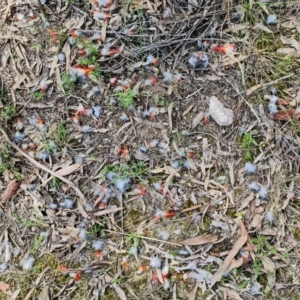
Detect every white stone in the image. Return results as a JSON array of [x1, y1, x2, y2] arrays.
[[209, 96, 234, 126]]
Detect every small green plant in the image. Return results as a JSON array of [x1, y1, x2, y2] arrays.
[[30, 234, 45, 254], [87, 223, 106, 239], [101, 162, 149, 181], [1, 105, 16, 121], [31, 91, 44, 101], [53, 123, 68, 143], [240, 132, 256, 161], [115, 89, 136, 108], [0, 163, 7, 174], [61, 73, 76, 93], [11, 213, 39, 227], [50, 177, 63, 189]]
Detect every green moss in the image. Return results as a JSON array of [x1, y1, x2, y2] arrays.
[[293, 227, 300, 242]]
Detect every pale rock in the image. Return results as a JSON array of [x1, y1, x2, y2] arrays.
[[209, 96, 234, 126]]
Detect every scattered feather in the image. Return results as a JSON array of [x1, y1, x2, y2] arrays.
[[81, 125, 93, 133], [269, 103, 278, 115], [120, 112, 129, 121], [265, 211, 276, 224], [153, 182, 162, 191], [109, 97, 117, 105], [75, 155, 85, 164], [258, 186, 267, 200], [0, 262, 9, 272], [79, 229, 90, 240], [106, 171, 117, 181], [36, 151, 50, 161], [187, 270, 212, 283], [245, 162, 258, 174], [163, 71, 174, 84], [114, 177, 131, 193], [171, 160, 180, 169], [92, 106, 102, 118], [58, 52, 65, 63], [129, 246, 138, 256], [23, 256, 35, 270], [249, 182, 261, 193], [183, 160, 191, 169], [177, 249, 190, 256], [60, 198, 74, 209], [250, 281, 263, 295], [14, 131, 25, 143], [150, 256, 162, 269], [92, 239, 104, 250], [266, 14, 277, 24], [92, 86, 101, 94], [139, 146, 149, 154], [49, 203, 58, 210], [157, 230, 170, 241]]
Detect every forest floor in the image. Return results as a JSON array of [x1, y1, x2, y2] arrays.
[[1, 0, 300, 299]]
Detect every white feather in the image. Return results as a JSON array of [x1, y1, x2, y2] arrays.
[[250, 281, 263, 295], [92, 239, 104, 250], [265, 211, 276, 223], [248, 182, 260, 193], [157, 230, 170, 241], [60, 198, 74, 209], [81, 125, 93, 133], [129, 246, 138, 256], [0, 262, 9, 272], [245, 162, 258, 174], [58, 52, 65, 63], [170, 160, 180, 169], [23, 256, 35, 270], [163, 71, 174, 84], [162, 265, 169, 276], [114, 177, 131, 193], [106, 171, 117, 181], [150, 256, 161, 269], [49, 203, 58, 209], [14, 131, 25, 143], [93, 106, 102, 117], [258, 186, 267, 200]]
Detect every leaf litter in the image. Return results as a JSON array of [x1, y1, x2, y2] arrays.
[[0, 0, 300, 299]]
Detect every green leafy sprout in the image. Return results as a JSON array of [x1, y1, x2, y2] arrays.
[[115, 89, 136, 108]]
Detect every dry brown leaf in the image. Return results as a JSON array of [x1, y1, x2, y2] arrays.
[[0, 282, 9, 291], [219, 287, 243, 300], [254, 22, 273, 33], [192, 111, 205, 128], [250, 214, 263, 230], [294, 113, 300, 120], [112, 283, 127, 300], [271, 109, 294, 121], [93, 207, 123, 216], [55, 164, 81, 176], [210, 219, 248, 287], [276, 48, 297, 55], [259, 256, 275, 273], [276, 99, 290, 106], [246, 83, 262, 96], [178, 234, 218, 246], [1, 179, 22, 203]]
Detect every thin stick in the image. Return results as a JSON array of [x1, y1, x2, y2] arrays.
[[0, 127, 88, 218], [105, 229, 182, 246]]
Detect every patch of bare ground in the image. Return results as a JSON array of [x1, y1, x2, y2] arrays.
[[1, 0, 300, 299]]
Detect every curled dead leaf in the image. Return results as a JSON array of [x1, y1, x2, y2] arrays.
[[1, 179, 22, 203], [269, 109, 294, 121], [0, 282, 9, 291], [276, 99, 290, 106], [178, 234, 218, 246]]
